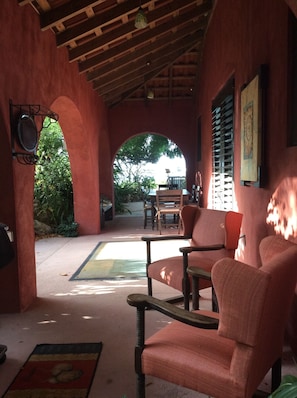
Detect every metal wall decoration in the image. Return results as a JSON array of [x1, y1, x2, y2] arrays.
[[10, 100, 58, 165]]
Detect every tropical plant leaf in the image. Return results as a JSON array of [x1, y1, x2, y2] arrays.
[[269, 375, 297, 397]]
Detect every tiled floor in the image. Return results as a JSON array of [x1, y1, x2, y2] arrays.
[[0, 206, 296, 397]]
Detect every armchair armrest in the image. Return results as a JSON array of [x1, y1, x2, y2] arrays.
[[142, 235, 191, 243], [127, 293, 218, 329], [179, 243, 224, 254], [177, 244, 223, 310], [187, 266, 211, 281], [187, 266, 217, 312]]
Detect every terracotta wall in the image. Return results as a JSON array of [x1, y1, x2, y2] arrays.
[[108, 100, 197, 189], [0, 1, 109, 312], [196, 0, 297, 352], [196, 0, 294, 265]]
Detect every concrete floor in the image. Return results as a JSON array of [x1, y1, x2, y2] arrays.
[[0, 206, 295, 397]]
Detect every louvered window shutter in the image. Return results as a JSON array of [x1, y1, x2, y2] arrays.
[[212, 85, 234, 210]]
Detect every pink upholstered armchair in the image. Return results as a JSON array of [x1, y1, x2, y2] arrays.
[[142, 205, 243, 310], [127, 235, 297, 398]]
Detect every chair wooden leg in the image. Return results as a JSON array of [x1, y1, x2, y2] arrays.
[[136, 373, 145, 398], [192, 276, 199, 310], [147, 277, 152, 296], [182, 274, 190, 309], [158, 214, 162, 234], [212, 287, 219, 312], [135, 308, 146, 398], [182, 252, 190, 310], [271, 357, 281, 392], [152, 208, 155, 230]]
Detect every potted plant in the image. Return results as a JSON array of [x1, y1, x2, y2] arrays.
[[269, 375, 297, 397]]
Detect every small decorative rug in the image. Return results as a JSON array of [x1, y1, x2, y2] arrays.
[[3, 342, 103, 398], [70, 240, 189, 281]]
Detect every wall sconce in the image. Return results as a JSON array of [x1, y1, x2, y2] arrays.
[[10, 100, 59, 165], [135, 4, 148, 29]]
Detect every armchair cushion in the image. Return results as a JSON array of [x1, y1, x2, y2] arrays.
[[212, 258, 270, 346], [142, 311, 235, 394], [147, 254, 214, 291]]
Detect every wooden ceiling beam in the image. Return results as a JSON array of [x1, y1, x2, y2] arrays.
[[73, 14, 202, 65], [69, 0, 211, 57], [18, 0, 33, 5], [79, 15, 204, 75], [59, 0, 210, 49], [55, 0, 143, 45], [18, 0, 214, 107], [97, 36, 199, 96], [69, 3, 207, 62], [87, 22, 204, 81], [103, 75, 145, 103], [40, 0, 104, 30], [94, 39, 199, 94], [18, 0, 51, 12]]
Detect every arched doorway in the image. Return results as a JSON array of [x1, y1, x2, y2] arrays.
[[113, 133, 186, 214], [34, 117, 77, 237], [50, 96, 101, 235]]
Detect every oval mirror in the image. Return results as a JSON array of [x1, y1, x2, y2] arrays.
[[17, 114, 38, 152]]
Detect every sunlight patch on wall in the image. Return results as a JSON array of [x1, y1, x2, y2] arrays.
[[266, 177, 297, 239]]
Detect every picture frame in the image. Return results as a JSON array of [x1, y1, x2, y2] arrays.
[[240, 65, 268, 187]]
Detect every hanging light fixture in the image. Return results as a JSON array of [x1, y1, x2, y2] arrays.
[[135, 2, 148, 29], [147, 89, 154, 99]]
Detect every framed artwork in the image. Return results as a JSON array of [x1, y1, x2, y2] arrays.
[[240, 65, 267, 187]]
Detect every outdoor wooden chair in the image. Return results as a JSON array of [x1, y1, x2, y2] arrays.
[[143, 200, 156, 230], [127, 235, 297, 398], [155, 189, 183, 234], [142, 205, 243, 310]]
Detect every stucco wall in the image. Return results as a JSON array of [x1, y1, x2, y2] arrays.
[[0, 1, 109, 312], [108, 100, 197, 189], [196, 0, 294, 265], [196, 0, 297, 353]]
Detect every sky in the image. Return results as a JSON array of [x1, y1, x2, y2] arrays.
[[143, 155, 186, 184]]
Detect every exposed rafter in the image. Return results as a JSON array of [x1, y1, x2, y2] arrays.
[[18, 0, 214, 108]]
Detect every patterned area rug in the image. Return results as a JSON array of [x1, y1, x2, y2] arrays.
[[70, 241, 147, 281], [70, 240, 189, 281], [3, 342, 102, 398]]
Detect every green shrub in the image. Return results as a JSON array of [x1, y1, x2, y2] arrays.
[[34, 118, 76, 234], [114, 177, 156, 214], [56, 220, 79, 237]]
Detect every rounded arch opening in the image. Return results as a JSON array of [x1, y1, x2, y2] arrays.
[[48, 96, 101, 235], [34, 117, 77, 237], [113, 132, 186, 214]]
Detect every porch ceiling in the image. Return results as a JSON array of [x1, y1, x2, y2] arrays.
[[18, 0, 214, 108]]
